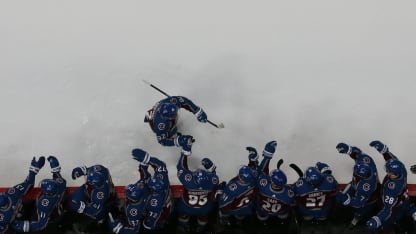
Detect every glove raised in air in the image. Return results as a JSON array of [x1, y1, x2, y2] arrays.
[[262, 141, 277, 158], [369, 140, 388, 154], [246, 146, 258, 161], [29, 156, 45, 174], [131, 148, 150, 166]]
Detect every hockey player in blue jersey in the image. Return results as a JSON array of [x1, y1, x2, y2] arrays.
[[217, 146, 260, 229], [12, 156, 67, 233], [144, 96, 208, 147], [366, 140, 411, 233], [131, 148, 174, 233], [336, 142, 381, 229], [68, 164, 117, 229], [108, 154, 150, 234], [176, 142, 219, 233], [254, 141, 297, 234], [292, 163, 338, 234], [0, 156, 44, 234]]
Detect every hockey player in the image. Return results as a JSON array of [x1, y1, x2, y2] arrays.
[[292, 163, 338, 234], [108, 154, 150, 234], [12, 156, 67, 233], [335, 143, 381, 229], [254, 141, 297, 234], [0, 156, 45, 234], [131, 148, 174, 233], [67, 164, 117, 230], [144, 96, 207, 147], [217, 147, 260, 229], [176, 142, 219, 233], [366, 140, 411, 233]]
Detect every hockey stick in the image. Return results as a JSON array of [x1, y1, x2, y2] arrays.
[[143, 80, 225, 129], [289, 163, 304, 177], [277, 159, 284, 169]]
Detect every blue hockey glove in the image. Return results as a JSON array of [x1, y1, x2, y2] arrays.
[[201, 158, 216, 172], [369, 140, 388, 154], [263, 141, 277, 158], [246, 147, 258, 161], [195, 107, 208, 123], [336, 143, 351, 154], [181, 143, 192, 156], [336, 192, 350, 205], [131, 148, 150, 166], [366, 216, 381, 231], [12, 220, 30, 232], [410, 164, 416, 174], [110, 219, 123, 234], [176, 135, 195, 147], [47, 155, 61, 173], [316, 162, 332, 174], [29, 156, 45, 174], [71, 166, 87, 180]]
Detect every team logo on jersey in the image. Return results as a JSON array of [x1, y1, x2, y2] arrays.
[[185, 174, 192, 182], [288, 190, 294, 197], [296, 180, 304, 187], [157, 174, 164, 180], [362, 183, 371, 192], [96, 191, 105, 199], [158, 123, 166, 130], [363, 156, 371, 164], [151, 198, 158, 206], [41, 199, 49, 207], [260, 178, 268, 187], [93, 165, 102, 172], [212, 177, 218, 184], [388, 182, 395, 190], [130, 208, 138, 216], [229, 183, 237, 191], [8, 188, 16, 195], [326, 176, 334, 183]]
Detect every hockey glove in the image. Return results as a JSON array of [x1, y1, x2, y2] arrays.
[[175, 135, 194, 147], [131, 148, 150, 166], [71, 166, 87, 180], [336, 192, 350, 205], [110, 220, 123, 234], [366, 216, 381, 231], [195, 107, 208, 123], [369, 140, 388, 154], [263, 141, 277, 158], [410, 164, 416, 174], [316, 162, 332, 174], [246, 147, 258, 161], [47, 155, 61, 173], [12, 220, 30, 233], [201, 158, 216, 172], [336, 143, 351, 154], [29, 156, 45, 174]]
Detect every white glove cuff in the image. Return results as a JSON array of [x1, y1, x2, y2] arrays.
[[372, 216, 382, 228], [182, 149, 191, 156], [174, 136, 180, 147], [113, 223, 123, 234], [51, 166, 61, 173], [77, 201, 86, 213], [195, 107, 204, 117], [343, 194, 351, 206], [29, 166, 39, 174], [380, 145, 388, 154], [23, 220, 30, 232], [262, 150, 273, 158]]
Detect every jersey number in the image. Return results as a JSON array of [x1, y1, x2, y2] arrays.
[[188, 194, 208, 207], [306, 195, 326, 208]]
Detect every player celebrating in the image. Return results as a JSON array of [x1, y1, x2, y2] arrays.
[[335, 142, 381, 229], [12, 155, 67, 233], [144, 96, 208, 147], [67, 164, 117, 232], [366, 140, 411, 233], [292, 162, 338, 234], [131, 148, 174, 233], [0, 156, 45, 234], [217, 147, 260, 229], [175, 142, 219, 233]]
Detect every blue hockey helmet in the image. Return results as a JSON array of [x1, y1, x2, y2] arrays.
[[270, 169, 287, 186], [385, 159, 404, 177], [40, 179, 58, 195], [87, 170, 105, 187], [194, 169, 209, 186], [305, 167, 323, 186], [353, 163, 372, 178], [125, 183, 146, 202], [148, 177, 167, 191], [238, 166, 256, 184], [0, 193, 8, 207], [159, 103, 178, 119]]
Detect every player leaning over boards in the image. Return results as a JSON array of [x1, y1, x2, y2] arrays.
[[144, 96, 208, 147], [0, 157, 45, 234], [12, 156, 66, 233], [365, 140, 411, 233]]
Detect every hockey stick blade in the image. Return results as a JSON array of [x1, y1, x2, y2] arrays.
[[277, 159, 284, 169], [289, 163, 304, 177], [208, 120, 225, 129]]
